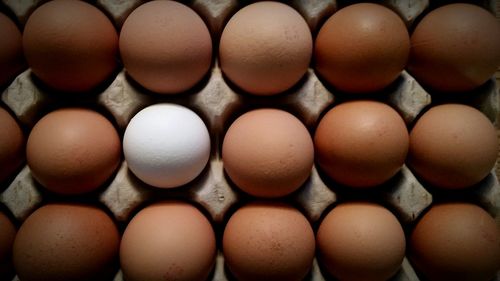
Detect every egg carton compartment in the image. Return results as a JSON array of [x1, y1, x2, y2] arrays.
[[1, 1, 500, 281]]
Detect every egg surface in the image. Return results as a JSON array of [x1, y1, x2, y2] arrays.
[[23, 0, 118, 93], [0, 13, 25, 88], [123, 104, 211, 188], [0, 211, 16, 280], [219, 1, 312, 95], [0, 107, 24, 183]]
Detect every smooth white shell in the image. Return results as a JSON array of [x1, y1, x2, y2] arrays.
[[123, 104, 211, 188]]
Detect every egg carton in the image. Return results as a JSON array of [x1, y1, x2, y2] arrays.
[[1, 1, 500, 281]]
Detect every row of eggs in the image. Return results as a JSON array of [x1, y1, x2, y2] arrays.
[[2, 198, 499, 281], [2, 1, 500, 95], [1, 100, 497, 198]]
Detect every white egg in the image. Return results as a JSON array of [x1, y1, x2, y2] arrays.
[[123, 104, 210, 188]]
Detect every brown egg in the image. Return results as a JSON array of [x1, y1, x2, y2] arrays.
[[13, 203, 120, 281], [0, 107, 24, 184], [409, 203, 500, 281], [219, 1, 312, 95], [317, 202, 406, 281], [407, 4, 500, 92], [315, 3, 410, 93], [23, 0, 118, 93], [120, 201, 216, 281], [120, 0, 212, 94], [0, 13, 25, 88], [0, 211, 16, 280], [222, 109, 314, 198], [223, 202, 315, 281], [314, 101, 409, 188], [407, 104, 498, 189], [26, 108, 121, 195]]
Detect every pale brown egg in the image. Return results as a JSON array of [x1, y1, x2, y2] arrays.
[[222, 109, 314, 198], [407, 3, 500, 92], [223, 202, 315, 281], [407, 104, 498, 189], [120, 201, 216, 281], [0, 211, 16, 280], [0, 13, 25, 88], [315, 3, 410, 93], [314, 101, 409, 188], [0, 107, 24, 184], [13, 203, 120, 281], [219, 1, 312, 95], [120, 0, 212, 94], [409, 203, 500, 281], [23, 0, 118, 93], [26, 108, 121, 195], [317, 202, 406, 281]]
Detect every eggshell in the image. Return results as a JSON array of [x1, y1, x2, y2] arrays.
[[120, 0, 212, 94], [0, 211, 16, 280], [0, 107, 24, 184], [120, 201, 216, 281], [409, 203, 500, 281], [26, 108, 121, 194], [316, 202, 406, 281], [219, 1, 312, 95], [407, 104, 498, 189], [123, 104, 211, 188], [314, 101, 409, 188], [0, 13, 25, 88], [222, 109, 314, 197], [22, 0, 118, 93], [315, 3, 410, 93], [223, 202, 315, 281], [407, 3, 500, 92], [13, 203, 120, 281]]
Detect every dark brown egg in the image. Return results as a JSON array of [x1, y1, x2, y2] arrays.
[[315, 3, 410, 93], [0, 211, 16, 280], [0, 13, 25, 88], [0, 107, 24, 184], [407, 3, 500, 92]]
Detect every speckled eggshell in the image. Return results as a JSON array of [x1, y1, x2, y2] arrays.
[[219, 1, 312, 95], [123, 104, 211, 188], [317, 202, 406, 281], [0, 107, 24, 184], [409, 203, 500, 281], [407, 3, 500, 92], [13, 203, 120, 281], [23, 0, 118, 93], [0, 13, 25, 88], [120, 201, 217, 281], [223, 202, 315, 281], [314, 101, 409, 188], [222, 109, 314, 198], [0, 211, 16, 280], [314, 3, 410, 93], [26, 108, 121, 195], [120, 0, 212, 94], [407, 104, 498, 189]]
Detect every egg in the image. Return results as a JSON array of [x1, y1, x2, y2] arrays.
[[219, 1, 312, 95], [0, 107, 24, 184], [13, 203, 120, 281], [0, 211, 16, 280], [407, 3, 500, 92], [223, 202, 315, 281], [0, 13, 25, 88], [407, 104, 498, 189], [23, 0, 118, 93], [123, 104, 211, 188], [409, 203, 500, 281], [120, 0, 212, 94], [120, 201, 216, 281], [314, 101, 409, 188], [26, 108, 121, 194], [315, 3, 410, 93], [222, 109, 314, 197], [317, 202, 406, 281]]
